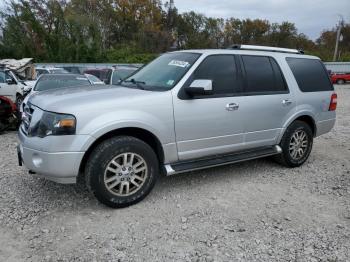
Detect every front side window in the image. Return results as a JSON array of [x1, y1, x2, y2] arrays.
[[242, 55, 287, 93], [191, 55, 238, 95], [286, 57, 333, 92], [122, 52, 200, 91]]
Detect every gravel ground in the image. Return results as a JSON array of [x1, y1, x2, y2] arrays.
[[0, 85, 349, 262]]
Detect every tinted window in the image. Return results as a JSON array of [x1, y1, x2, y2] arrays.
[[193, 55, 238, 95], [286, 58, 333, 92], [34, 75, 91, 91], [112, 68, 137, 85], [270, 58, 287, 91], [242, 55, 286, 93], [0, 72, 5, 83]]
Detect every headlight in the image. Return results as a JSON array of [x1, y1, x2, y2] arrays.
[[31, 111, 76, 138]]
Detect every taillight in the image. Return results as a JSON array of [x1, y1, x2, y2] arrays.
[[329, 93, 337, 111]]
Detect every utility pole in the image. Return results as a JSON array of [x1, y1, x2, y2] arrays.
[[333, 18, 344, 62]]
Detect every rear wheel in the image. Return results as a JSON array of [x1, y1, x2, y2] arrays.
[[275, 120, 313, 168], [85, 136, 159, 208], [336, 79, 345, 85]]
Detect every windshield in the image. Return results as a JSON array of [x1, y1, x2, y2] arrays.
[[122, 52, 200, 90], [112, 68, 137, 85], [34, 75, 91, 91]]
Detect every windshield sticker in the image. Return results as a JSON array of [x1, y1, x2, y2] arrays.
[[168, 60, 190, 68], [166, 80, 175, 86], [76, 77, 87, 80]]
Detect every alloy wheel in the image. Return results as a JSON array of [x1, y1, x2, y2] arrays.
[[289, 130, 308, 160], [104, 153, 148, 196]]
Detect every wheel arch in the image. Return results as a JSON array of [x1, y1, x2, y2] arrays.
[[79, 127, 164, 175], [278, 113, 317, 143]]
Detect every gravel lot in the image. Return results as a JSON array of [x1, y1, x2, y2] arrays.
[[0, 85, 349, 262]]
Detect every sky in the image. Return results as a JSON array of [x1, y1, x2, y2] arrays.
[[171, 0, 350, 40]]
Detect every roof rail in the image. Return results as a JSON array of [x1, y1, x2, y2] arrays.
[[228, 44, 304, 54]]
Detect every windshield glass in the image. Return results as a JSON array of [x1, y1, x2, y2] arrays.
[[112, 68, 137, 85], [34, 75, 91, 91], [122, 52, 200, 90]]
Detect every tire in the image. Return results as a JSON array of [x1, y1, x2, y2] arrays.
[[275, 120, 313, 168], [16, 94, 23, 110], [336, 79, 345, 85], [85, 136, 159, 208]]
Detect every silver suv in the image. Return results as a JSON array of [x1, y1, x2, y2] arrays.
[[18, 45, 337, 208]]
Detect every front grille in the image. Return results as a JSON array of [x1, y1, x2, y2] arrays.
[[21, 103, 34, 135]]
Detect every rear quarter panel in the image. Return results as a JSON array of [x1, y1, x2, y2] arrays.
[[279, 54, 336, 138]]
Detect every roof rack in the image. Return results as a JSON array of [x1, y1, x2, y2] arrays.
[[228, 44, 304, 54]]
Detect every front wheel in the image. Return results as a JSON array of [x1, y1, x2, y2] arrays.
[[275, 120, 313, 168], [336, 79, 345, 85], [85, 136, 159, 208]]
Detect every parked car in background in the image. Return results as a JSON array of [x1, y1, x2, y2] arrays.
[[18, 45, 336, 208], [85, 74, 105, 85], [21, 74, 92, 112], [108, 66, 139, 85], [0, 67, 27, 108], [61, 66, 84, 74], [331, 72, 350, 84], [83, 68, 111, 83], [36, 67, 69, 77]]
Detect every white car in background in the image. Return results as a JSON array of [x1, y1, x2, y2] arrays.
[[35, 67, 69, 76], [0, 68, 27, 108], [85, 74, 105, 85]]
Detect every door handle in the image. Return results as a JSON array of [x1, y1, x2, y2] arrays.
[[226, 103, 239, 111], [282, 99, 293, 106]]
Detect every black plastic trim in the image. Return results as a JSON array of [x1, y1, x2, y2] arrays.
[[171, 146, 279, 173]]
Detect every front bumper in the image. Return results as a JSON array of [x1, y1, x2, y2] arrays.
[[18, 127, 94, 184], [18, 144, 84, 184]]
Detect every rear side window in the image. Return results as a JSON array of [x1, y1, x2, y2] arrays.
[[286, 58, 334, 92], [193, 55, 238, 95], [241, 55, 287, 93]]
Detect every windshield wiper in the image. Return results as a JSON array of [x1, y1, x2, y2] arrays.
[[122, 79, 146, 90]]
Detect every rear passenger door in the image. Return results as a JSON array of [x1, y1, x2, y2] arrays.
[[238, 55, 295, 148]]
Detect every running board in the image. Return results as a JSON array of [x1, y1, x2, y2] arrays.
[[165, 145, 282, 176]]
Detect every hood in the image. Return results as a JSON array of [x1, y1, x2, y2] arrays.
[[28, 85, 160, 114]]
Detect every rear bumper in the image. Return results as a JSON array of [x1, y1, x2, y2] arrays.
[[316, 118, 336, 137]]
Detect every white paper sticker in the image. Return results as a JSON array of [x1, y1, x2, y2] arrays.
[[167, 80, 175, 86], [168, 60, 190, 68]]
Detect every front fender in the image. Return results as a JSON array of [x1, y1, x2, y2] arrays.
[[77, 109, 175, 151]]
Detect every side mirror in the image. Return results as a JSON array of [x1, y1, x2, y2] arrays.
[[185, 79, 213, 96], [6, 78, 16, 85]]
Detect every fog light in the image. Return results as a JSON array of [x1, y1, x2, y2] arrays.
[[32, 153, 43, 168]]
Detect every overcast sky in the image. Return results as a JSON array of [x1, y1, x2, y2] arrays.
[[171, 0, 350, 40]]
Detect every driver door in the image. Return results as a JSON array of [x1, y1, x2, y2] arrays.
[[173, 54, 246, 161]]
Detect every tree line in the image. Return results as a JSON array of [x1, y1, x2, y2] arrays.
[[0, 0, 349, 63]]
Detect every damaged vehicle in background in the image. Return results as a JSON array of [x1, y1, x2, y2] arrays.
[[0, 66, 28, 108]]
